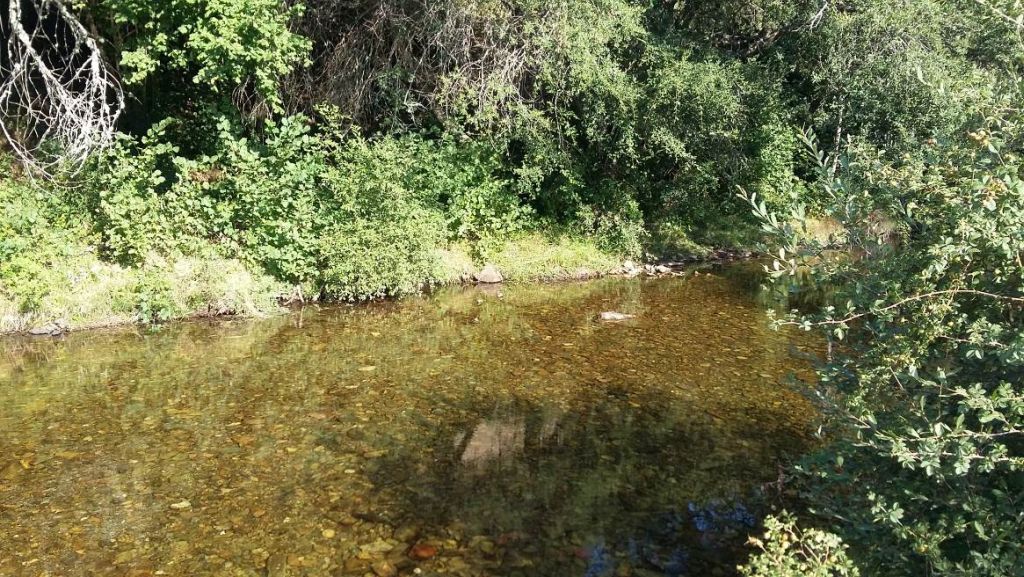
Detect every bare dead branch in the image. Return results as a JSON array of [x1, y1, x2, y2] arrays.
[[1, 0, 124, 178]]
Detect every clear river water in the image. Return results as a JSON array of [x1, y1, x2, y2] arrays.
[[0, 263, 821, 577]]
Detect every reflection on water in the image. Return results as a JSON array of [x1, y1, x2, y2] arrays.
[[0, 264, 820, 577]]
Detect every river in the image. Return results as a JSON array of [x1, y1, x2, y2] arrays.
[[0, 263, 821, 577]]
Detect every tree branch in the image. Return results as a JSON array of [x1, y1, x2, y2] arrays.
[[0, 0, 124, 178], [779, 289, 1024, 327]]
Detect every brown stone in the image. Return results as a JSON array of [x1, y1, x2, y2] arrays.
[[408, 542, 438, 561]]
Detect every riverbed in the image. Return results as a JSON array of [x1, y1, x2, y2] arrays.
[[0, 264, 820, 577]]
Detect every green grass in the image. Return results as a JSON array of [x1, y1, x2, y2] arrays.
[[1, 230, 625, 335], [646, 215, 770, 260], [0, 250, 286, 334], [483, 232, 623, 281]]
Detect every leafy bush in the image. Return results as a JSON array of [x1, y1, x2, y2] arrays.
[[318, 212, 446, 300], [179, 115, 329, 284], [103, 0, 310, 111], [793, 0, 1015, 155], [0, 178, 88, 312], [427, 139, 528, 243], [317, 133, 450, 299], [747, 89, 1024, 575], [740, 513, 859, 577]]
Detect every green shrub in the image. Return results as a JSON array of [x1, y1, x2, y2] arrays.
[[181, 115, 329, 284], [430, 139, 528, 243], [572, 192, 647, 259], [115, 265, 182, 322], [747, 94, 1024, 575], [105, 0, 310, 112], [318, 211, 446, 300], [83, 122, 182, 264], [0, 178, 89, 312], [740, 513, 859, 577], [317, 133, 451, 299]]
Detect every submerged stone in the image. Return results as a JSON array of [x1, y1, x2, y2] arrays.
[[409, 542, 438, 560]]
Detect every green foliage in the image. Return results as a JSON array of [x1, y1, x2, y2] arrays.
[[100, 0, 310, 110], [793, 0, 1018, 154], [182, 116, 328, 283], [428, 140, 527, 243], [746, 86, 1024, 574], [0, 171, 284, 331], [740, 512, 859, 577], [317, 134, 448, 299], [117, 265, 180, 322], [76, 116, 549, 302], [317, 213, 445, 301], [0, 177, 88, 312], [84, 122, 181, 264]]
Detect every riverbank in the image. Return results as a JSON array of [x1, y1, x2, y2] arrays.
[[1, 225, 759, 336], [1, 170, 767, 336]]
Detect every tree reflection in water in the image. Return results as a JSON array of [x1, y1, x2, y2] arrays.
[[0, 263, 821, 576]]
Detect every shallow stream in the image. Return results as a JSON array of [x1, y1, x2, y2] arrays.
[[0, 264, 821, 577]]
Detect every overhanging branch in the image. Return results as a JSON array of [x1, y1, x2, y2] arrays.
[[0, 0, 124, 178]]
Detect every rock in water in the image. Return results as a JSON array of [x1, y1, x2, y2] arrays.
[[27, 319, 68, 336], [371, 560, 397, 577], [408, 543, 437, 560], [599, 311, 634, 321], [474, 264, 503, 284]]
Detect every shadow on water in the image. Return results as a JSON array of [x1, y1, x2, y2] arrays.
[[0, 264, 823, 577]]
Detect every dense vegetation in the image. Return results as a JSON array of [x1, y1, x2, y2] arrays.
[[2, 0, 1024, 574]]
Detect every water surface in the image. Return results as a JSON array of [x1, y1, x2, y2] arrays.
[[0, 265, 820, 577]]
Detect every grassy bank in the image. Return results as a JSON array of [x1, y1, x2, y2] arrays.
[[0, 238, 626, 335], [0, 175, 768, 335], [0, 188, 764, 336], [4, 224, 777, 335], [0, 130, 766, 336]]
